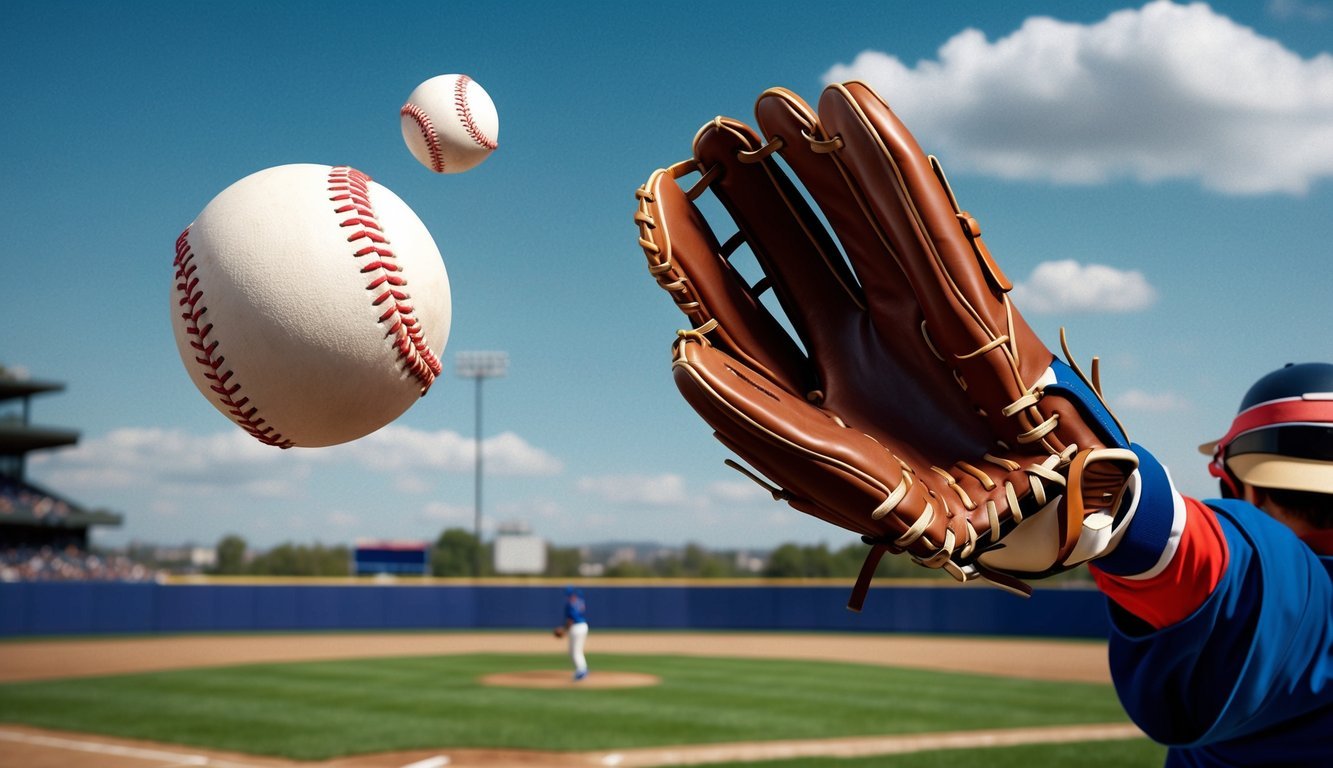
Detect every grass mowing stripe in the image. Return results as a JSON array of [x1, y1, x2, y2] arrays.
[[0, 653, 1129, 761]]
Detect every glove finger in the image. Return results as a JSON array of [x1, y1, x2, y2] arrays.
[[816, 82, 1081, 455], [753, 87, 918, 356], [753, 86, 992, 460], [638, 163, 812, 397], [688, 117, 868, 378]]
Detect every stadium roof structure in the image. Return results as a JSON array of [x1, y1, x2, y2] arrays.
[[0, 421, 80, 453], [0, 375, 79, 454], [0, 378, 67, 402]]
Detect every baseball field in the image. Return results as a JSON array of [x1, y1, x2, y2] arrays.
[[0, 632, 1166, 767]]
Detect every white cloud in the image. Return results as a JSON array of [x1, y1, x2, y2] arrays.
[[824, 1, 1333, 194], [1010, 259, 1157, 313], [315, 426, 473, 471], [576, 473, 692, 507], [29, 427, 308, 497], [708, 478, 775, 503], [566, 471, 800, 547], [1115, 388, 1194, 412], [480, 432, 565, 476], [577, 471, 797, 515], [321, 426, 563, 476], [28, 424, 562, 503]]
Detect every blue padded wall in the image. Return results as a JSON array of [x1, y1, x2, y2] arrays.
[[0, 582, 1109, 638]]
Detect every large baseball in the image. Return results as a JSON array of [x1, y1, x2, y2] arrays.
[[400, 74, 499, 173], [171, 164, 452, 448]]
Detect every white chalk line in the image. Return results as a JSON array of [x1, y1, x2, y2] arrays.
[[0, 728, 262, 767], [585, 722, 1146, 767], [400, 756, 450, 768], [0, 722, 1146, 767]]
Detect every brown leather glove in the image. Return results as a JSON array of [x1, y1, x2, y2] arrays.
[[553, 625, 566, 639], [634, 81, 1139, 609]]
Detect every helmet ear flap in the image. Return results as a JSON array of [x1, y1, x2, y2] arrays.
[[1206, 436, 1241, 498], [1210, 454, 1242, 499]]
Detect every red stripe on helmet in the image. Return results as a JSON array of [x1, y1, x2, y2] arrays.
[[1218, 398, 1333, 448], [1209, 398, 1333, 493]]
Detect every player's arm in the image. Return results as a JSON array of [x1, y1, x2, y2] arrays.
[[1087, 445, 1229, 629], [1088, 452, 1333, 746]]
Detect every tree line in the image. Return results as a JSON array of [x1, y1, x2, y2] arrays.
[[206, 527, 1091, 584]]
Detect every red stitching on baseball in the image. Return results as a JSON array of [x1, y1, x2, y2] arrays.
[[173, 229, 294, 449], [454, 75, 497, 150], [327, 166, 443, 393], [400, 103, 446, 172]]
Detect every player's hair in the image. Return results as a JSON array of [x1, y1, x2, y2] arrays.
[[1257, 486, 1333, 530]]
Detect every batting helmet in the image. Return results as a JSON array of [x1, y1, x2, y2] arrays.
[[1201, 363, 1333, 497]]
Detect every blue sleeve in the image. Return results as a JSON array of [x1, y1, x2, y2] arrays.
[[1106, 500, 1333, 750]]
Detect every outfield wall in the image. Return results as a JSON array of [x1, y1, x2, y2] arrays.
[[0, 581, 1111, 638]]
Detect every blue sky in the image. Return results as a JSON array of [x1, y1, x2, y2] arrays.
[[2, 1, 1330, 552]]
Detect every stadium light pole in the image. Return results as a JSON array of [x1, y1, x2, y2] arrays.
[[455, 351, 508, 577]]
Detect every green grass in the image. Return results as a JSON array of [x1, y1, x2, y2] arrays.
[[0, 653, 1136, 761]]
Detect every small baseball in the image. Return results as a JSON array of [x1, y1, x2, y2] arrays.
[[400, 74, 499, 174], [171, 163, 452, 448]]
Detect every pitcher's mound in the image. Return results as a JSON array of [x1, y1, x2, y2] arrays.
[[480, 670, 661, 689]]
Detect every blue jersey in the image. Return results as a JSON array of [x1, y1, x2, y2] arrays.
[[564, 595, 587, 625], [1105, 499, 1333, 766]]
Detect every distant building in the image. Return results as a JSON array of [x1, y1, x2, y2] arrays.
[[0, 371, 121, 550], [147, 544, 218, 571]]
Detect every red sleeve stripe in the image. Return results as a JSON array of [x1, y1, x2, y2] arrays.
[[1093, 497, 1230, 630]]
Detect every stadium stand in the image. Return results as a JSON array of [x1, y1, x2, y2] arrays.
[[0, 370, 124, 577]]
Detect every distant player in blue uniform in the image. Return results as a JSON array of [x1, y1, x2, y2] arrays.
[[1087, 363, 1333, 766], [560, 585, 589, 681]]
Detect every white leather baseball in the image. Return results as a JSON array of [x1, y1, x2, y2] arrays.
[[400, 74, 499, 173], [171, 164, 452, 448]]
